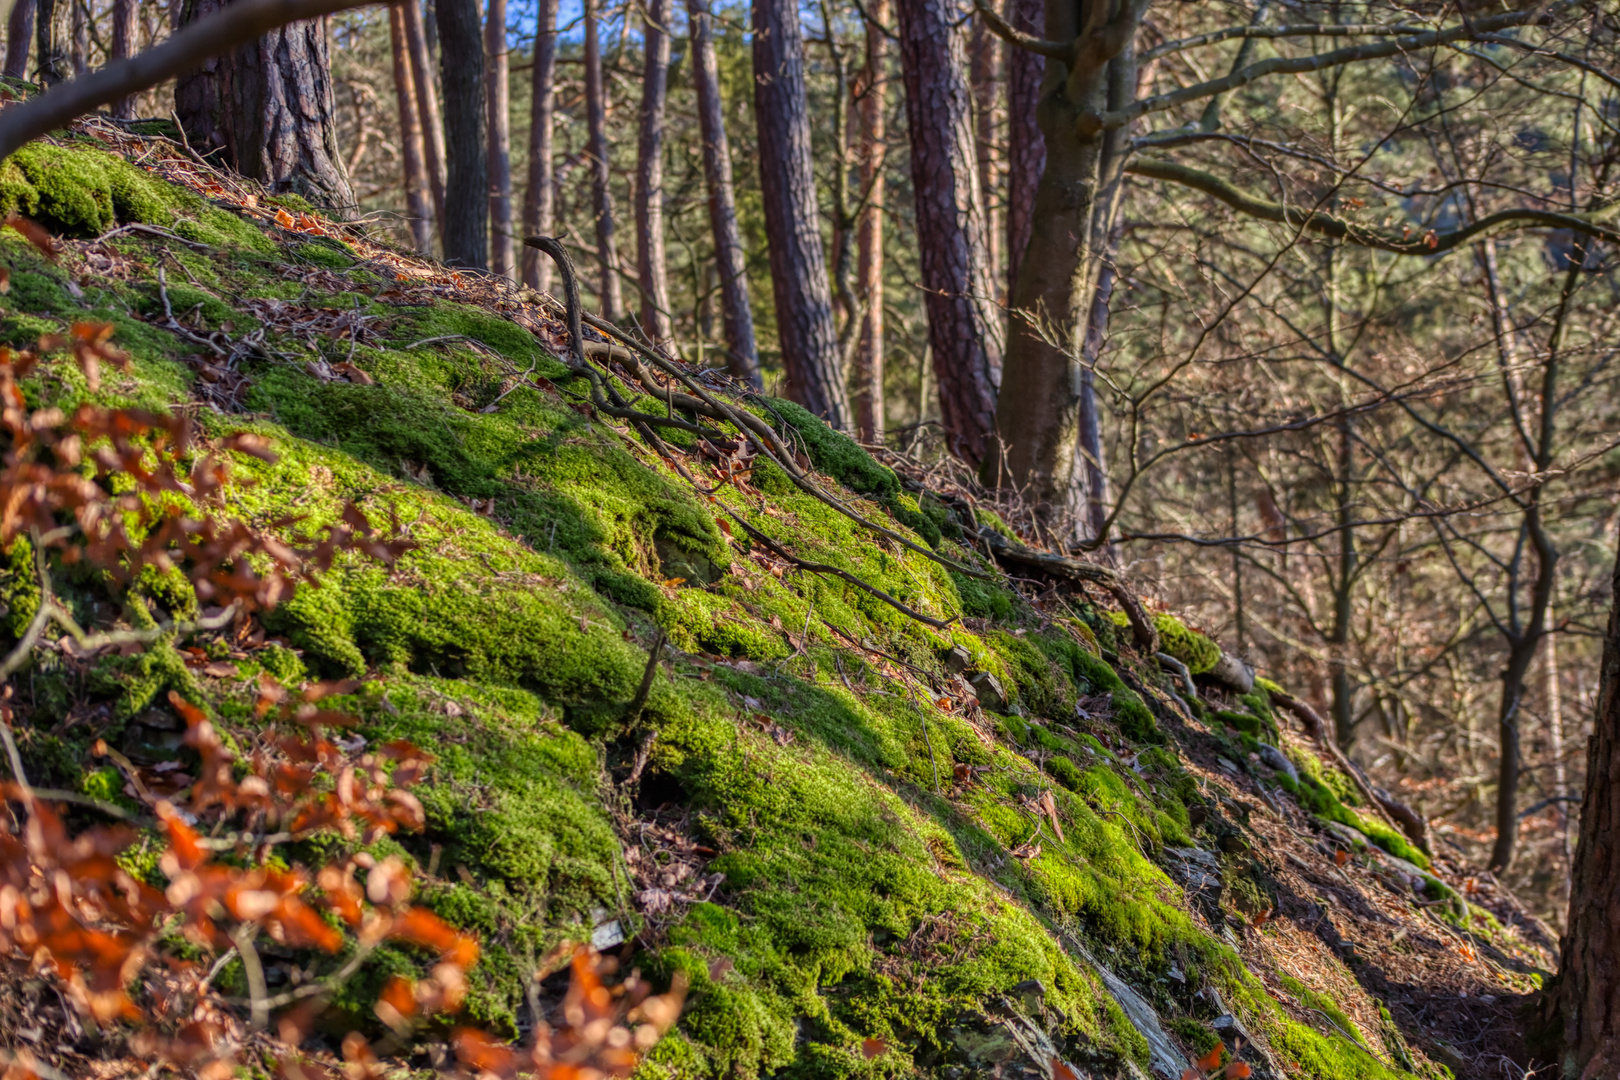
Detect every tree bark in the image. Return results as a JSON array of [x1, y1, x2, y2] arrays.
[[1556, 528, 1620, 1078], [520, 0, 557, 291], [485, 0, 513, 276], [34, 0, 72, 85], [752, 0, 846, 426], [402, 0, 446, 226], [435, 0, 487, 267], [583, 0, 622, 318], [634, 0, 672, 344], [985, 0, 1142, 516], [896, 0, 1001, 467], [389, 2, 433, 252], [1003, 0, 1042, 296], [686, 0, 758, 386], [110, 0, 137, 118], [852, 0, 887, 440], [5, 0, 35, 81], [70, 0, 86, 77], [175, 0, 355, 212], [970, 17, 999, 292]]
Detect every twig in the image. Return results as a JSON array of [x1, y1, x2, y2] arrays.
[[625, 629, 666, 725], [231, 924, 270, 1031]]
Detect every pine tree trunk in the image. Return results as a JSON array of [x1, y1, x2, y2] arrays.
[[485, 0, 513, 277], [389, 2, 434, 252], [753, 0, 847, 426], [686, 0, 758, 386], [402, 0, 446, 226], [583, 0, 622, 319], [520, 0, 557, 291], [34, 0, 71, 86], [69, 0, 86, 77], [5, 0, 35, 81], [110, 0, 137, 118], [436, 0, 487, 267], [970, 18, 999, 292], [635, 0, 672, 344], [175, 0, 355, 213], [1003, 0, 1043, 302], [1556, 530, 1620, 1077], [895, 0, 1000, 467], [853, 0, 887, 441]]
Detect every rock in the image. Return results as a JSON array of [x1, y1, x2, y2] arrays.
[[968, 670, 1009, 712], [1206, 651, 1255, 693], [1083, 949, 1189, 1080], [1218, 831, 1252, 854], [941, 644, 972, 674], [1256, 743, 1298, 784], [1163, 846, 1222, 899]]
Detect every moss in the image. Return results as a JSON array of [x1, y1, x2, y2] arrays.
[[759, 398, 899, 499], [1153, 614, 1222, 675], [0, 137, 1434, 1080], [0, 142, 272, 252]]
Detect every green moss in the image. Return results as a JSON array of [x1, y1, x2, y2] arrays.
[[1153, 614, 1221, 675], [759, 398, 899, 499], [0, 137, 1431, 1080]]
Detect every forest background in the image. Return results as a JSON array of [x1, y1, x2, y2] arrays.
[[17, 0, 1620, 936]]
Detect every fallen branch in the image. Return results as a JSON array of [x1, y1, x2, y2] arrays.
[[973, 526, 1160, 654], [1271, 688, 1429, 854]]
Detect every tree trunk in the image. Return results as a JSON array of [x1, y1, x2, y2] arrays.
[[896, 0, 1001, 467], [175, 0, 355, 212], [485, 0, 512, 277], [752, 0, 846, 426], [986, 0, 1141, 516], [402, 0, 446, 226], [686, 0, 758, 386], [1076, 251, 1113, 542], [436, 0, 487, 267], [520, 0, 557, 291], [5, 0, 35, 81], [69, 0, 85, 77], [1003, 0, 1042, 296], [970, 17, 999, 292], [1556, 528, 1620, 1078], [634, 0, 672, 344], [389, 2, 434, 252], [34, 0, 71, 86], [110, 0, 137, 118], [852, 0, 887, 440], [584, 0, 622, 318]]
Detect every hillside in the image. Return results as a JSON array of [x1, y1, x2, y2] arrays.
[[0, 120, 1557, 1080]]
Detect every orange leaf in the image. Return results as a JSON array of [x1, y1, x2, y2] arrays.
[[1197, 1044, 1224, 1071], [1182, 1070, 1202, 1080], [5, 213, 58, 259], [1334, 849, 1350, 867], [1225, 1064, 1252, 1079], [861, 1039, 887, 1060], [1052, 1059, 1080, 1080]]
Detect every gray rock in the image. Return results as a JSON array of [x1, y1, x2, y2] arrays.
[[1083, 951, 1189, 1079], [941, 644, 973, 674], [1256, 743, 1298, 784], [968, 670, 1009, 712]]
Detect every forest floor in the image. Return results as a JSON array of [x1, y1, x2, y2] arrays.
[[0, 118, 1562, 1080]]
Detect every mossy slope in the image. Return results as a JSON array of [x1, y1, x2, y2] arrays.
[[0, 136, 1456, 1079]]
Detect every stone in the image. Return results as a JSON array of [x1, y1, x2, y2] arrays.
[[967, 670, 1009, 712], [941, 644, 972, 674]]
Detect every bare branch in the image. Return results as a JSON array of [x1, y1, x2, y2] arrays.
[[1143, 21, 1432, 61], [1095, 6, 1560, 132], [1126, 157, 1620, 254], [972, 0, 1074, 61]]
